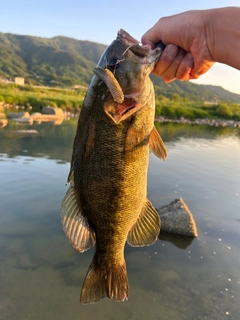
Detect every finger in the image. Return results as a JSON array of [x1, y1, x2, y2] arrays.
[[153, 44, 178, 76], [190, 61, 215, 79], [161, 48, 186, 83], [141, 21, 163, 49], [141, 37, 156, 49], [175, 52, 194, 80]]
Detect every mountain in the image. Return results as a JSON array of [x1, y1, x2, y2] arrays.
[[0, 32, 106, 86], [151, 76, 240, 102], [0, 32, 240, 102]]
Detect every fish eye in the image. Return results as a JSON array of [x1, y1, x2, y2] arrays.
[[108, 58, 120, 71]]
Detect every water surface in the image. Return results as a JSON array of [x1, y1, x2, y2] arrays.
[[0, 121, 239, 320]]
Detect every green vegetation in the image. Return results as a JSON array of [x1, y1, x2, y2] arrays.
[[0, 31, 240, 119], [0, 83, 240, 120], [0, 83, 86, 112], [155, 94, 240, 120], [0, 31, 240, 104], [0, 32, 105, 87]]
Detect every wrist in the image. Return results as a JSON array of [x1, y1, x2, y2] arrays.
[[200, 9, 217, 62], [203, 7, 240, 68]]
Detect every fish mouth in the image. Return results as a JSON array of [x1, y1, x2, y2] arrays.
[[101, 29, 165, 124], [118, 100, 138, 117], [117, 91, 143, 121], [104, 96, 142, 124], [117, 29, 143, 47], [117, 29, 165, 64]]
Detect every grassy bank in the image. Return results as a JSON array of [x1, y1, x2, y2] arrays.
[[0, 83, 86, 112], [0, 83, 240, 120], [155, 95, 240, 120]]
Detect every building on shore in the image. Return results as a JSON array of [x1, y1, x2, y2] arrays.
[[15, 77, 25, 85]]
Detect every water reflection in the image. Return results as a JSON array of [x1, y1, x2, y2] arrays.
[[1, 120, 239, 161], [0, 119, 77, 161], [155, 121, 240, 142], [0, 120, 240, 319], [158, 231, 195, 249]]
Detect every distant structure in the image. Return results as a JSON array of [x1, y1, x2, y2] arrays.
[[71, 84, 88, 90], [204, 99, 218, 105], [0, 77, 12, 84], [15, 77, 25, 85]]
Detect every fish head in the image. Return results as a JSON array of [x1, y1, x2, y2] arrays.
[[94, 29, 165, 123]]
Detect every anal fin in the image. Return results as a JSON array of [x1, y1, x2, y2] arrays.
[[127, 199, 161, 247], [60, 186, 96, 252], [149, 126, 167, 160]]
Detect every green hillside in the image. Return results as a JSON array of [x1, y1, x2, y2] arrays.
[[0, 33, 106, 86], [0, 32, 240, 103], [151, 76, 240, 102]]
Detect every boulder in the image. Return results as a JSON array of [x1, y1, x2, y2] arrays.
[[157, 198, 198, 237], [31, 112, 42, 120], [7, 112, 30, 119], [0, 118, 8, 127], [42, 106, 64, 117], [12, 117, 33, 124]]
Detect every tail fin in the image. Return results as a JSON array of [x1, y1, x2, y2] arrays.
[[80, 260, 128, 304]]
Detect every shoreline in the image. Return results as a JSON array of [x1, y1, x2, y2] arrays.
[[156, 116, 240, 128], [1, 106, 240, 129]]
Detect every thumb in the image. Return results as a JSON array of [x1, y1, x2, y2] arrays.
[[141, 24, 163, 49], [141, 34, 156, 49]]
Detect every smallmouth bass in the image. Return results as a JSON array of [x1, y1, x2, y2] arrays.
[[60, 29, 167, 304]]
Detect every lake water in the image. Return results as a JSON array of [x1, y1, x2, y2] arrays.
[[0, 120, 239, 320]]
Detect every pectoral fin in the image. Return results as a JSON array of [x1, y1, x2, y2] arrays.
[[127, 199, 160, 247], [149, 126, 167, 160], [60, 185, 96, 253]]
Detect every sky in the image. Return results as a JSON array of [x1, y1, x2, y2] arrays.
[[1, 0, 240, 94]]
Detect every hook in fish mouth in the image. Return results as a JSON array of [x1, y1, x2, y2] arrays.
[[93, 67, 124, 104], [117, 29, 152, 58], [93, 63, 144, 123]]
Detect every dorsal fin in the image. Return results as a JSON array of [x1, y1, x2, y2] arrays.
[[149, 126, 167, 160], [60, 185, 96, 253], [127, 199, 160, 247]]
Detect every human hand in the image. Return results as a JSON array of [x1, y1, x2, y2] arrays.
[[141, 10, 215, 82]]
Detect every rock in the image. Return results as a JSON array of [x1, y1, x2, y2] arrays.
[[38, 107, 64, 124], [12, 117, 33, 124], [31, 112, 42, 120], [9, 129, 39, 135], [7, 111, 30, 119], [0, 118, 8, 127], [0, 112, 6, 119], [42, 106, 64, 116], [157, 198, 198, 237], [155, 116, 240, 128]]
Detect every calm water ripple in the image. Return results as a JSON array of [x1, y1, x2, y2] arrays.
[[0, 121, 239, 319]]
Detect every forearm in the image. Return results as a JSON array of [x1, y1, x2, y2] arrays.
[[204, 7, 240, 69]]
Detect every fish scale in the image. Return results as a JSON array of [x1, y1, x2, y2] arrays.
[[60, 29, 167, 304]]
